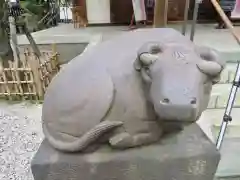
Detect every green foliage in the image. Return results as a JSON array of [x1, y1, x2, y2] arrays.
[[19, 0, 58, 31], [20, 0, 45, 18], [18, 0, 48, 32], [0, 0, 13, 62]]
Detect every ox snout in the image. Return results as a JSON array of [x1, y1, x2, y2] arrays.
[[155, 98, 199, 122]]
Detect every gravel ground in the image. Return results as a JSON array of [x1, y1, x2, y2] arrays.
[[0, 101, 43, 180]]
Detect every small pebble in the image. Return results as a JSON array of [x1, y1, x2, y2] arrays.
[[0, 102, 43, 180]]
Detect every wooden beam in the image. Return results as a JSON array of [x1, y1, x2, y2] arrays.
[[182, 0, 190, 34], [211, 0, 240, 45], [153, 0, 168, 27]]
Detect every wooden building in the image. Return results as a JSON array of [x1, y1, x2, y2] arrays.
[[72, 0, 222, 25]]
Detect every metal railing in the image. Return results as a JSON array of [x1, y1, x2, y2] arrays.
[[181, 0, 202, 41], [181, 0, 240, 151]]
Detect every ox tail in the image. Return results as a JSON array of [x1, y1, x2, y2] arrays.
[[42, 121, 123, 152]]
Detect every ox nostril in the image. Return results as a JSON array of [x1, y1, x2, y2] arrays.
[[160, 98, 170, 104], [190, 98, 197, 104]]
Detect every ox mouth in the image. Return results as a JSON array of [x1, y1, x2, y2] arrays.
[[155, 104, 198, 122]]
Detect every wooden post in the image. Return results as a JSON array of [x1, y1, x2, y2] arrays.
[[52, 43, 57, 56], [2, 69, 12, 100], [0, 57, 3, 75], [153, 0, 168, 27], [51, 43, 56, 69], [22, 24, 42, 59], [28, 50, 44, 99], [211, 0, 240, 45], [182, 0, 190, 35], [190, 0, 200, 41], [24, 49, 38, 100], [51, 43, 60, 71], [9, 16, 20, 65]]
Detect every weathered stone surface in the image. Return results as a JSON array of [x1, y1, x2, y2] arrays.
[[42, 28, 225, 153], [31, 123, 220, 180]]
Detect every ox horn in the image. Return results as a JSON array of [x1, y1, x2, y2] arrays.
[[196, 46, 225, 76], [134, 42, 163, 71], [139, 53, 159, 65]]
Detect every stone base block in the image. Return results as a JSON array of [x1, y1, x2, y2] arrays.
[[31, 123, 220, 180]]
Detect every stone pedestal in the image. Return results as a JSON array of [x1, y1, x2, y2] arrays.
[[31, 123, 220, 180]]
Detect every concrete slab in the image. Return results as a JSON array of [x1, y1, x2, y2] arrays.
[[169, 24, 240, 62], [18, 33, 103, 65], [31, 123, 220, 180], [17, 23, 240, 62], [17, 24, 126, 45]]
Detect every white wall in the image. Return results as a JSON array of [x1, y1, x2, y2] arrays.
[[232, 0, 240, 18], [86, 0, 111, 24], [59, 0, 111, 23], [59, 6, 72, 20]]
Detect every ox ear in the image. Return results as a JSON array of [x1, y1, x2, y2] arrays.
[[134, 42, 163, 71], [195, 46, 226, 84], [133, 53, 158, 83]]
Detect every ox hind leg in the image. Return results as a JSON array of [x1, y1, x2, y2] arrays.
[[109, 121, 163, 149]]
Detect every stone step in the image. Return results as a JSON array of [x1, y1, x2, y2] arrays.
[[215, 177, 240, 180], [208, 83, 240, 109], [206, 61, 240, 109], [218, 62, 238, 84], [201, 108, 240, 126], [214, 138, 240, 179], [212, 125, 240, 139], [199, 110, 240, 179], [203, 62, 239, 109], [197, 108, 240, 142]]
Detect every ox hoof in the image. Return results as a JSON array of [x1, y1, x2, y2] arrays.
[[109, 131, 162, 149], [109, 132, 133, 148]]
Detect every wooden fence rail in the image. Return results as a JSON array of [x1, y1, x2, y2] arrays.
[[0, 47, 60, 101]]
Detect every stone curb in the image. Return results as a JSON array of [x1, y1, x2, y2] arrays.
[[17, 32, 96, 45], [208, 84, 240, 109], [218, 63, 238, 84], [208, 62, 240, 109], [201, 108, 240, 126]]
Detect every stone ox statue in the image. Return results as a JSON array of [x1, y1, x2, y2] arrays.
[[42, 28, 225, 153]]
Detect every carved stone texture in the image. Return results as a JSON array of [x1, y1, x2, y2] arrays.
[[42, 28, 225, 153], [31, 123, 220, 180]]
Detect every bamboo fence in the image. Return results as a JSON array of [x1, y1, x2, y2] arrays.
[[0, 46, 60, 101]]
